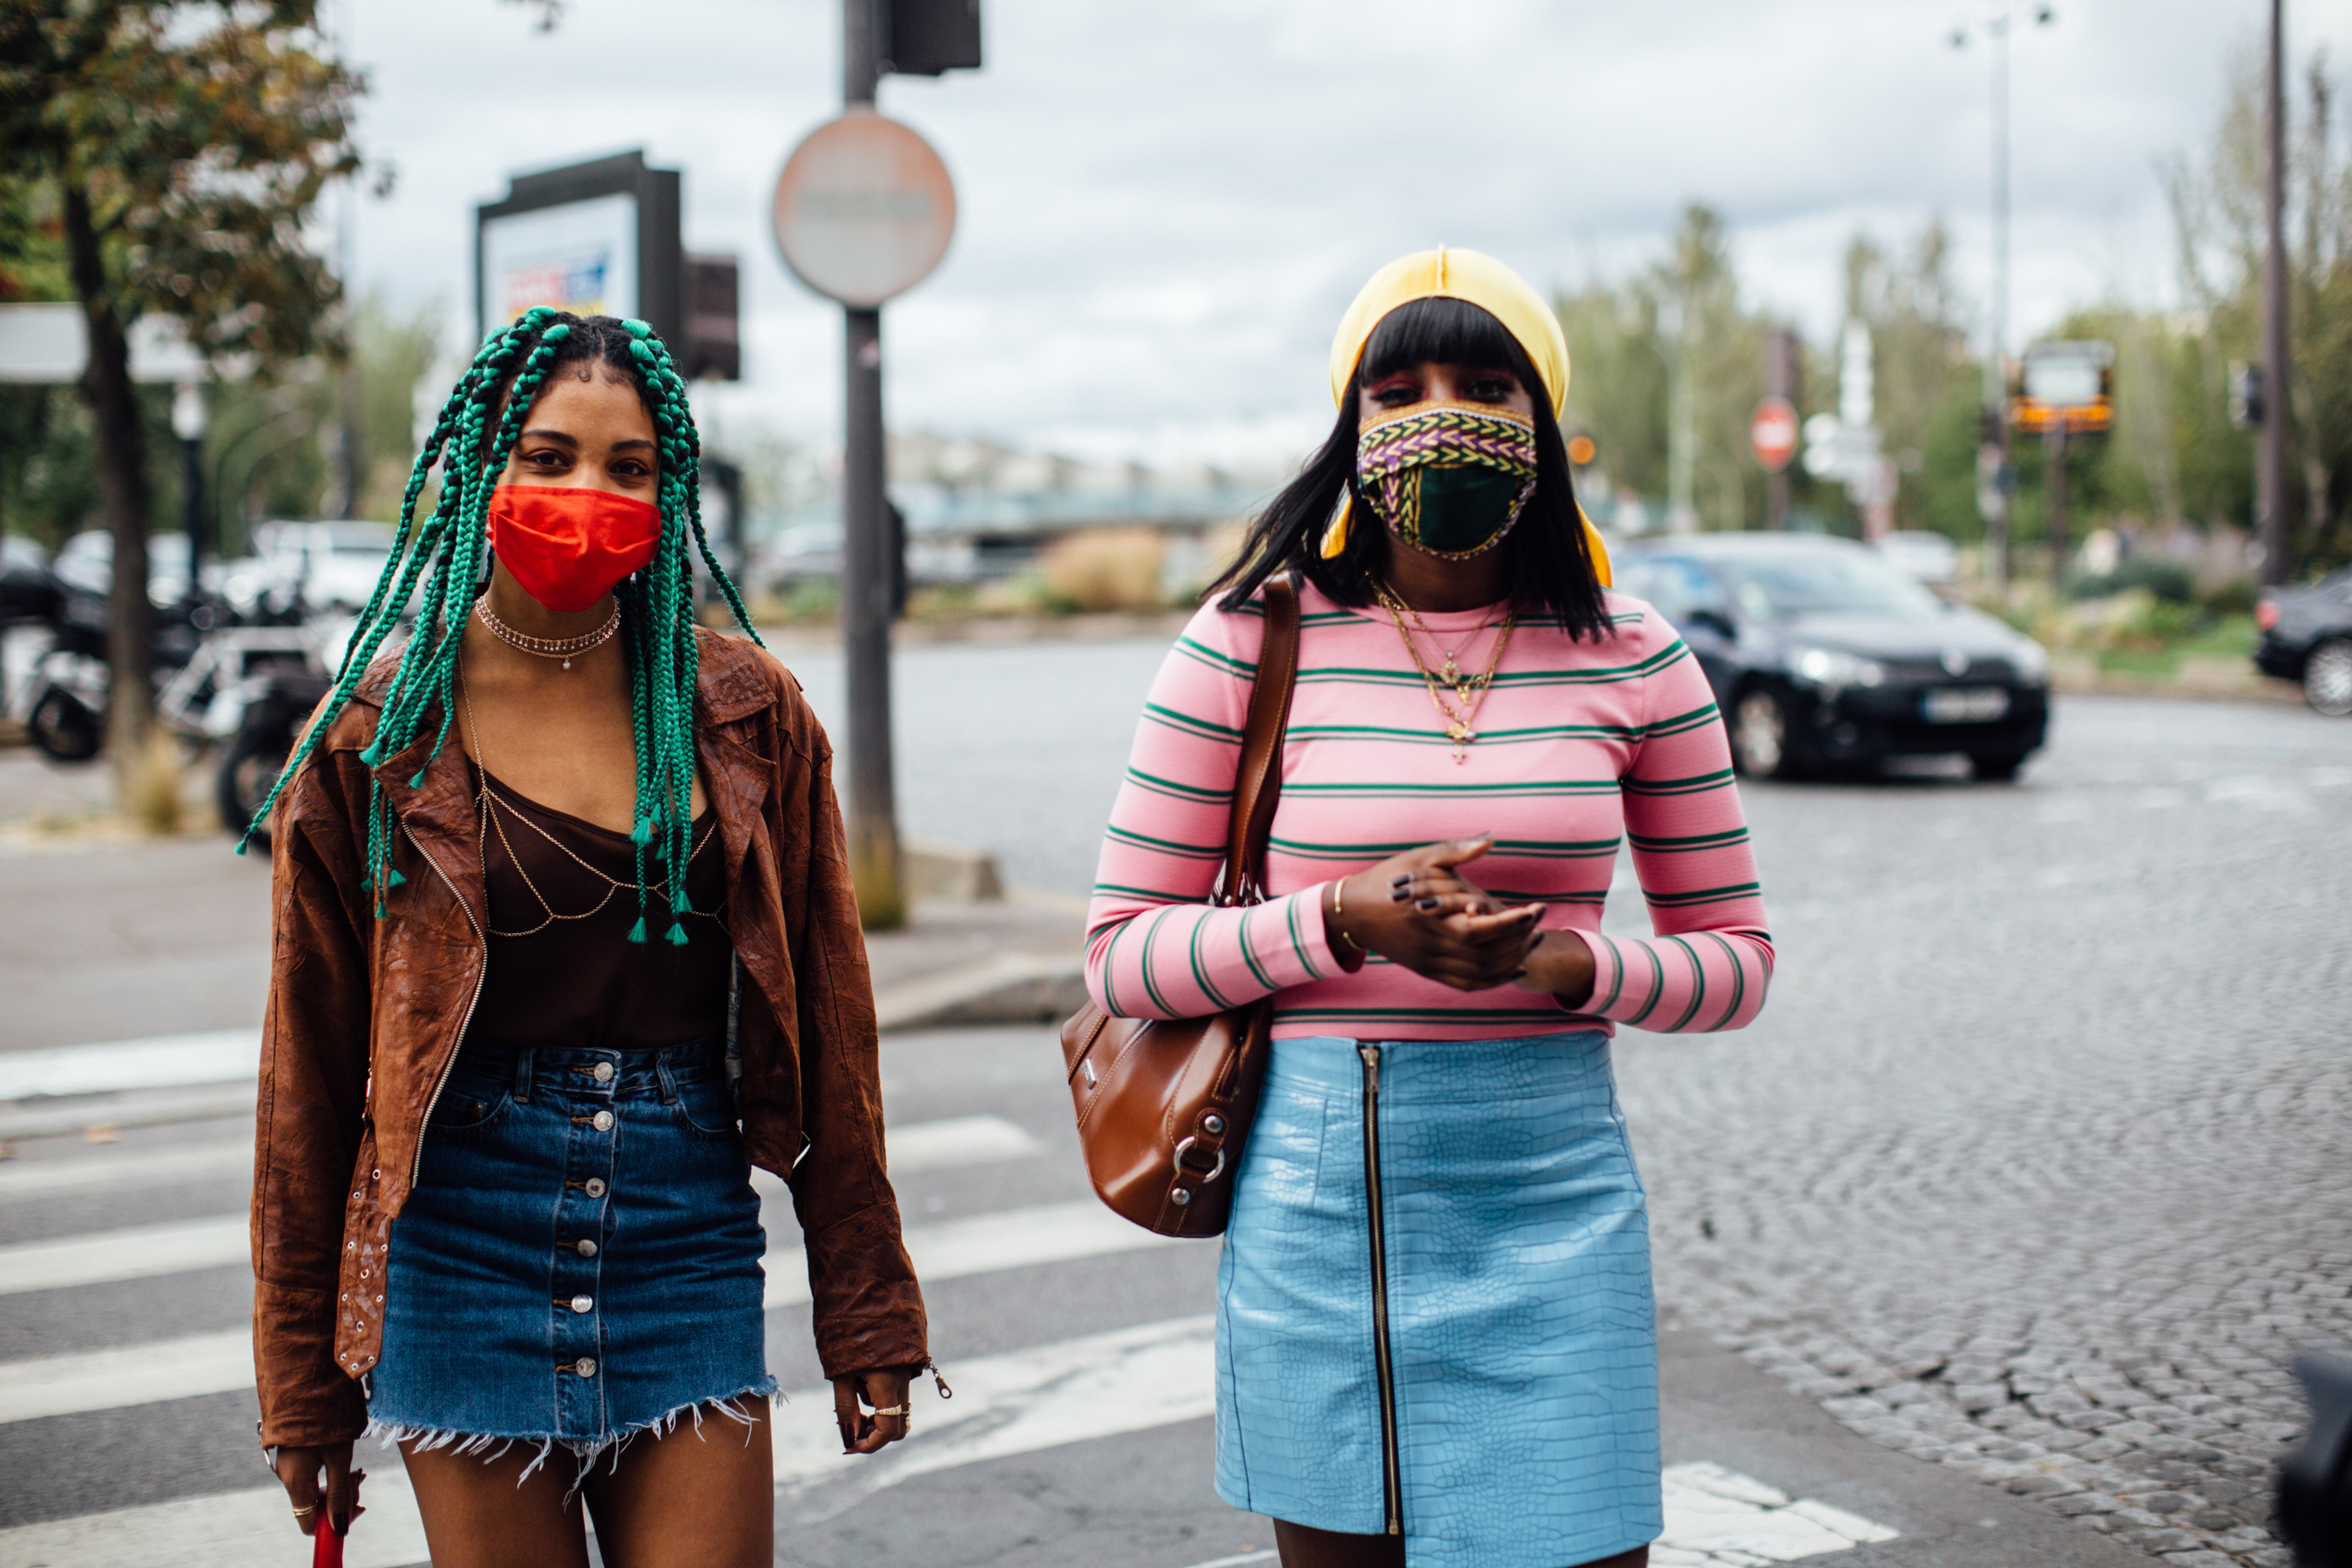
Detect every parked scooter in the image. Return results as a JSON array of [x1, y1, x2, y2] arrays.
[[213, 664, 335, 842], [24, 577, 321, 763]]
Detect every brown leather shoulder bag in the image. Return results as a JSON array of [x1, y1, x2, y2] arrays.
[[1058, 573, 1300, 1238]]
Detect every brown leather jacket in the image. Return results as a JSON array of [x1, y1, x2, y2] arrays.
[[251, 629, 926, 1448]]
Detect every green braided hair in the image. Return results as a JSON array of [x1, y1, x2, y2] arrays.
[[238, 309, 764, 947]]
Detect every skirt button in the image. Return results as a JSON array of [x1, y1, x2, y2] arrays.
[[584, 1178, 607, 1198], [592, 1111, 615, 1132], [576, 1239, 598, 1258], [574, 1357, 598, 1376], [571, 1294, 594, 1314], [591, 1062, 615, 1083]]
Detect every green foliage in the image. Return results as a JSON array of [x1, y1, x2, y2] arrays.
[[2067, 558, 2198, 604], [0, 1, 364, 364], [1555, 203, 1801, 531]]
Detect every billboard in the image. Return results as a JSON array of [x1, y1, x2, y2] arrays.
[[476, 152, 680, 356], [475, 151, 736, 379], [482, 193, 639, 327]]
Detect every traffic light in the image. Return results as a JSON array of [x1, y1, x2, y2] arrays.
[[882, 0, 981, 76]]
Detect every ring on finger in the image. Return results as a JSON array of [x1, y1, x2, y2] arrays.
[[291, 1504, 315, 1517]]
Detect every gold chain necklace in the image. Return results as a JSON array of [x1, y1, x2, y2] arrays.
[[1371, 580, 1516, 763]]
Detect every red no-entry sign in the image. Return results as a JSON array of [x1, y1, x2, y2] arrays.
[[1750, 395, 1799, 473]]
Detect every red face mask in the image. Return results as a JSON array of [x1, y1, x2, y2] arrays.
[[487, 485, 661, 613]]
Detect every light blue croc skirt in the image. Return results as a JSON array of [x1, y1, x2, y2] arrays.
[[1214, 1031, 1660, 1568]]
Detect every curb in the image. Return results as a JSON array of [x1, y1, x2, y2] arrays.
[[874, 950, 1087, 1033]]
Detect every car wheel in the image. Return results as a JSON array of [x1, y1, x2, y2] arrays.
[[1970, 752, 2029, 782], [1730, 687, 1804, 779], [27, 686, 103, 762], [2304, 639, 2352, 717]]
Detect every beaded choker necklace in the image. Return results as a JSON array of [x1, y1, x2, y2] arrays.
[[474, 598, 618, 670]]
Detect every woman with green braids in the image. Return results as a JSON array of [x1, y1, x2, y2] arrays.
[[248, 310, 932, 1565]]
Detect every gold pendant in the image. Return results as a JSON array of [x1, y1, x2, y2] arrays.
[[1440, 654, 1462, 684], [1447, 720, 1475, 763]]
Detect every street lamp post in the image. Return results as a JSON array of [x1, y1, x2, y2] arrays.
[[1952, 4, 2055, 586], [2258, 0, 2293, 585], [171, 383, 208, 584]]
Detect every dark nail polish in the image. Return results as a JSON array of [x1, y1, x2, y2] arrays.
[[1416, 897, 1440, 910], [1390, 874, 1411, 888], [1390, 886, 1410, 901]]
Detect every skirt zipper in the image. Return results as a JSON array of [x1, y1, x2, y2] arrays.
[[1358, 1044, 1403, 1538]]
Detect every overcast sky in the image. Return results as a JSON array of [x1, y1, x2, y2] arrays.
[[345, 0, 2352, 470]]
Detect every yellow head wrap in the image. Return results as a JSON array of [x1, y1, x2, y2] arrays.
[[1321, 247, 1609, 585]]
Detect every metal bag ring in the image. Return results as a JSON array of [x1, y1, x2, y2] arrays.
[[1172, 1135, 1226, 1183]]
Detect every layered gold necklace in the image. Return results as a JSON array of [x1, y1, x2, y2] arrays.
[[1371, 580, 1516, 763]]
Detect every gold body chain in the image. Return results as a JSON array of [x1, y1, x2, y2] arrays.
[[458, 671, 714, 938]]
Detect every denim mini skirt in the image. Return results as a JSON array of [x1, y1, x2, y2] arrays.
[[1215, 1031, 1661, 1568], [369, 1036, 774, 1465]]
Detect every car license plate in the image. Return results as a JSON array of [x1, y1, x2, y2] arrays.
[[1923, 686, 2010, 723]]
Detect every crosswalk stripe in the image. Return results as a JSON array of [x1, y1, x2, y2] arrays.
[[0, 1113, 1038, 1205], [0, 1138, 252, 1200], [0, 1199, 1190, 1425], [0, 1315, 1900, 1568], [0, 1116, 1050, 1295], [766, 1199, 1184, 1309], [0, 1215, 247, 1296], [0, 1030, 259, 1099], [0, 1328, 249, 1425], [0, 1315, 1217, 1568]]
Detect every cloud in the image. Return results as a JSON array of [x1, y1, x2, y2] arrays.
[[347, 0, 2350, 463]]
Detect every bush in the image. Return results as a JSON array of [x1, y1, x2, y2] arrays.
[[2200, 578, 2258, 616], [1038, 527, 1168, 612], [2067, 558, 2197, 605]]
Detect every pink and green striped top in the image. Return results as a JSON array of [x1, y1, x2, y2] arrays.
[[1084, 579, 1774, 1039]]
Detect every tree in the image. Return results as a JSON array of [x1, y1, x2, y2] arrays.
[[1556, 205, 1786, 532], [0, 1, 359, 796], [1842, 219, 1983, 538], [2166, 47, 2352, 571]]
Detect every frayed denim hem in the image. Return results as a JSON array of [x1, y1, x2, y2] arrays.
[[367, 1377, 781, 1493]]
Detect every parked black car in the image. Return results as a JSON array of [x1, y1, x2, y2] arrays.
[[1613, 534, 2052, 780], [2254, 567, 2352, 715]]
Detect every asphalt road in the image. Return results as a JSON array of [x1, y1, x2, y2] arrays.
[[0, 632, 2345, 1567]]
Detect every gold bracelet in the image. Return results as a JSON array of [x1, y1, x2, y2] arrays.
[[1330, 878, 1361, 957]]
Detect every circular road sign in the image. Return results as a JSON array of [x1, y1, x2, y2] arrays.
[[772, 111, 956, 308], [1750, 395, 1799, 474]]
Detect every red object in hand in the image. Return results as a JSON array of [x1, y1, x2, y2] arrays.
[[310, 1470, 359, 1567]]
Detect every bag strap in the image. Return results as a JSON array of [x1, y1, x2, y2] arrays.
[[1218, 573, 1301, 908]]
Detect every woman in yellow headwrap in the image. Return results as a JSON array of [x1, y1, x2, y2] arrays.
[[1082, 251, 1775, 1568]]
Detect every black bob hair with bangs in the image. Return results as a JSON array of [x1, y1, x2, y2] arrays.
[[1208, 295, 1612, 640]]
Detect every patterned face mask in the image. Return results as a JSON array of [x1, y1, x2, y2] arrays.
[[1354, 401, 1539, 558]]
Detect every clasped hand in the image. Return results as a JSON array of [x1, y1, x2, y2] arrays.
[[1327, 836, 1595, 1004]]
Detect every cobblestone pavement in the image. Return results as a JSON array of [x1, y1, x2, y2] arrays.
[[1608, 697, 2352, 1567]]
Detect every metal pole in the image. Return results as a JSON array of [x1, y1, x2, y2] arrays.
[[2259, 0, 2293, 585], [1763, 329, 1794, 531], [2045, 422, 2067, 580], [839, 0, 903, 928], [1984, 8, 2013, 586]]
